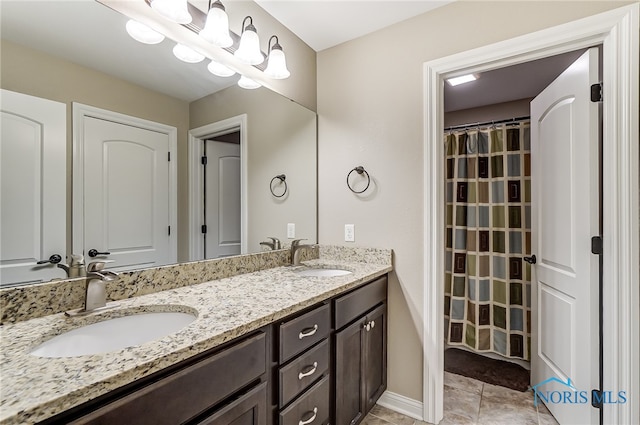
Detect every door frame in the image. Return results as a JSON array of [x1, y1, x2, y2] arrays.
[[422, 4, 639, 424], [72, 103, 178, 263], [187, 114, 248, 260]]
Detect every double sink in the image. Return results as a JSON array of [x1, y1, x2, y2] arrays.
[[29, 267, 351, 359]]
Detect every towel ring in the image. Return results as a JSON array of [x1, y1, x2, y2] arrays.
[[347, 166, 371, 194], [270, 174, 287, 198]]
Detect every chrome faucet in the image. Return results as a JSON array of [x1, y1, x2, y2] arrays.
[[290, 239, 316, 266], [82, 261, 119, 312], [57, 254, 86, 278], [260, 237, 282, 250]]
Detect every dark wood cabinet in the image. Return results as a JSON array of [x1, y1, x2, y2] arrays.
[[44, 274, 388, 425], [334, 276, 388, 425], [195, 382, 268, 425]]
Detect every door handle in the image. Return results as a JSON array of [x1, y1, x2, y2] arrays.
[[88, 249, 111, 258], [523, 255, 537, 264], [37, 254, 62, 265]]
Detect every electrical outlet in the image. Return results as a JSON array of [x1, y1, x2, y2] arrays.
[[344, 224, 355, 242], [287, 223, 295, 238]]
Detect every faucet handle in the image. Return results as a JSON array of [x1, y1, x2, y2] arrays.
[[291, 239, 307, 247], [268, 237, 281, 249], [87, 260, 114, 272], [69, 254, 85, 266]]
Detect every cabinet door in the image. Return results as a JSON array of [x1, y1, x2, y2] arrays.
[[196, 382, 267, 425], [334, 319, 364, 425], [363, 303, 387, 412]]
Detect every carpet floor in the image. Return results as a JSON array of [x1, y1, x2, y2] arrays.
[[444, 348, 530, 392]]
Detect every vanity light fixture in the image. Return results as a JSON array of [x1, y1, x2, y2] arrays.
[[446, 74, 478, 86], [173, 43, 205, 63], [238, 75, 261, 89], [208, 59, 235, 77], [234, 16, 264, 65], [150, 0, 192, 24], [125, 20, 165, 45], [199, 0, 233, 48], [264, 35, 290, 79]]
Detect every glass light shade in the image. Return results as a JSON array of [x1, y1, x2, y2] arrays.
[[264, 48, 290, 79], [234, 29, 263, 65], [150, 0, 192, 24], [173, 44, 204, 63], [125, 20, 165, 45], [207, 59, 235, 77], [199, 6, 233, 48], [238, 75, 261, 89]]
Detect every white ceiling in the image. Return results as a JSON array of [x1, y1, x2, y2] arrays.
[[254, 0, 454, 52]]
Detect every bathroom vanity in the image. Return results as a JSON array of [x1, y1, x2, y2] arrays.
[[0, 247, 392, 425]]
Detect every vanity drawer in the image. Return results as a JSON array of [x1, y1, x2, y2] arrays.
[[334, 276, 387, 330], [70, 332, 266, 425], [278, 375, 330, 425], [279, 339, 330, 407], [279, 303, 330, 363]]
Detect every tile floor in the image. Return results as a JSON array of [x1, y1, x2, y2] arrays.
[[362, 372, 559, 425]]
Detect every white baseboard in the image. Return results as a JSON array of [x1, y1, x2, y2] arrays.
[[376, 391, 424, 421]]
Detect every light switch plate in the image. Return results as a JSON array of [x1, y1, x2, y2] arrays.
[[287, 223, 295, 238], [345, 224, 355, 242]]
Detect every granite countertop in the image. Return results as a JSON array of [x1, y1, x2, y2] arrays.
[[0, 258, 392, 424]]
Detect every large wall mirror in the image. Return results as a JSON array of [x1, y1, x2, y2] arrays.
[[0, 0, 317, 286]]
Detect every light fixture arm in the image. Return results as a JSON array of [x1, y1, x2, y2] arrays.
[[268, 35, 282, 52], [241, 16, 256, 34]]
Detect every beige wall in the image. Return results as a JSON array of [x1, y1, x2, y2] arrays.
[[0, 39, 190, 258], [190, 85, 317, 251], [316, 1, 632, 402]]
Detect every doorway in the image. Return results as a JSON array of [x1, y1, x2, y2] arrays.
[[188, 114, 248, 261], [422, 5, 638, 425], [441, 47, 601, 424]]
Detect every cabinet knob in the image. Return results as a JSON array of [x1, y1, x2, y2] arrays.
[[298, 362, 318, 380], [299, 407, 318, 425], [370, 320, 375, 329], [298, 324, 318, 340]]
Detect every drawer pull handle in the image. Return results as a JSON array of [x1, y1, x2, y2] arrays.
[[299, 324, 319, 339], [298, 362, 318, 380], [299, 407, 318, 425]]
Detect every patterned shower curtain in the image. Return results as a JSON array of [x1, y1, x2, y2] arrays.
[[444, 122, 532, 360]]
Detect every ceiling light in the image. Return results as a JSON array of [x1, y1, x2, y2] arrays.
[[446, 74, 478, 86], [234, 16, 264, 65], [150, 0, 192, 24], [173, 43, 204, 63], [125, 20, 165, 45], [238, 75, 261, 89], [264, 36, 290, 80], [199, 0, 233, 48], [208, 59, 235, 77]]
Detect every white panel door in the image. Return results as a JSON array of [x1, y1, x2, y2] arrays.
[[204, 140, 241, 258], [82, 116, 171, 271], [0, 90, 66, 285], [530, 48, 600, 424]]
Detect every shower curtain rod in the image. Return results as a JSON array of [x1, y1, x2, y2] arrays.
[[444, 115, 530, 132]]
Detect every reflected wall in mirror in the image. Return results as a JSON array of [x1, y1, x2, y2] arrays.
[[0, 0, 317, 287]]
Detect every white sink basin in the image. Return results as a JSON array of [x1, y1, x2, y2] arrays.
[[295, 268, 352, 277], [30, 311, 197, 358]]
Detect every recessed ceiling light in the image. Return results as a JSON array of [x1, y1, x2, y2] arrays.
[[446, 74, 478, 86]]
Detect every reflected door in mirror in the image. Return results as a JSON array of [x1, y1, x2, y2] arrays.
[[204, 138, 241, 259], [0, 90, 67, 286], [80, 115, 174, 271]]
